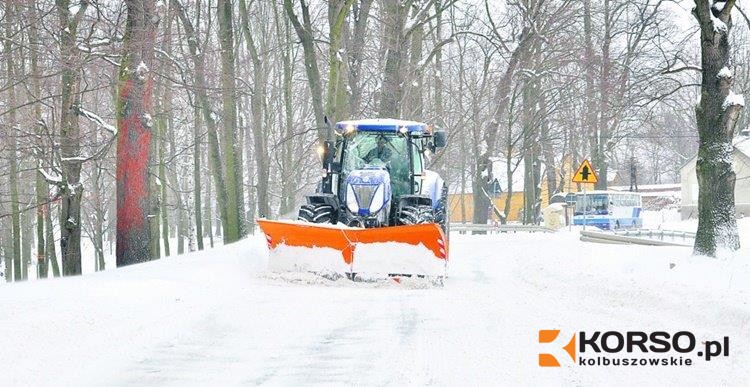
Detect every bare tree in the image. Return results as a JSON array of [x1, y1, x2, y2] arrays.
[[116, 0, 159, 266], [692, 0, 742, 256]]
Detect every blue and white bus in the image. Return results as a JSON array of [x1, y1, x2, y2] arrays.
[[572, 191, 643, 230]]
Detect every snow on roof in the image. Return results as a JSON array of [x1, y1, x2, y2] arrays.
[[611, 184, 681, 198], [573, 190, 643, 195], [609, 183, 681, 192]]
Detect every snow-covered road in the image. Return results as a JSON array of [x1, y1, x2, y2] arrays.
[[1, 226, 749, 386]]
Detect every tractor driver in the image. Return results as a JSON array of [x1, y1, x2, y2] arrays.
[[364, 135, 392, 163]]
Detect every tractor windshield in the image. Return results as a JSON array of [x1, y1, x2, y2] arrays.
[[341, 132, 406, 171], [340, 132, 411, 199]]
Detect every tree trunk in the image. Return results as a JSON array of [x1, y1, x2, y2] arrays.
[[540, 96, 557, 201], [239, 0, 270, 220], [284, 0, 327, 143], [347, 0, 374, 116], [521, 70, 540, 225], [92, 161, 106, 271], [149, 79, 162, 260], [29, 0, 48, 278], [56, 0, 88, 276], [433, 0, 444, 126], [171, 0, 231, 245], [158, 116, 169, 257], [46, 200, 60, 277], [325, 0, 355, 124], [583, 0, 598, 191], [473, 31, 529, 224], [379, 0, 407, 118], [274, 0, 296, 217], [217, 0, 246, 241], [405, 13, 424, 119], [594, 0, 612, 190], [193, 102, 204, 250], [4, 3, 22, 281], [116, 0, 158, 267], [693, 0, 742, 256]]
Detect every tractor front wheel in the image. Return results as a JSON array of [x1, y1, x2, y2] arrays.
[[298, 204, 335, 224], [398, 204, 435, 225]]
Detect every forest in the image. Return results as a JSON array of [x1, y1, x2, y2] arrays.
[[0, 0, 747, 281]]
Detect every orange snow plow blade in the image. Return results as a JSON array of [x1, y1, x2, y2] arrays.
[[257, 219, 448, 277]]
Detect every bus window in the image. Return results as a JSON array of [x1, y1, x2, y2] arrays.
[[575, 194, 609, 214]]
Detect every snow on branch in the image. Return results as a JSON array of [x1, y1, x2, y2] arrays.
[[60, 156, 89, 163], [717, 66, 733, 79], [723, 90, 745, 110], [135, 61, 149, 81], [73, 105, 117, 135], [709, 1, 729, 33], [38, 168, 62, 184]]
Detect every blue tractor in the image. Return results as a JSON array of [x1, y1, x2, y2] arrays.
[[299, 119, 449, 233], [258, 119, 450, 279]]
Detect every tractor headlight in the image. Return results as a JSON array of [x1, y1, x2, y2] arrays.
[[369, 184, 385, 213], [346, 184, 359, 213]]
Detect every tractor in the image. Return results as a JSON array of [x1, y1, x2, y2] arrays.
[[257, 119, 449, 280]]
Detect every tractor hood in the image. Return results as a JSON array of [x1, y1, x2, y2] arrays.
[[345, 167, 391, 216]]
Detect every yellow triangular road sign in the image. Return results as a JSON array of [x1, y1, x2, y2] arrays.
[[572, 159, 598, 184]]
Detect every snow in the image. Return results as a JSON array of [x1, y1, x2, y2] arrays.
[[61, 155, 88, 162], [717, 66, 733, 79], [709, 1, 728, 34], [723, 91, 745, 110], [135, 61, 149, 81], [269, 244, 351, 273], [76, 106, 117, 135], [353, 241, 446, 277], [1, 217, 749, 384], [69, 3, 81, 18], [38, 168, 62, 184], [143, 113, 153, 129], [712, 17, 728, 33]]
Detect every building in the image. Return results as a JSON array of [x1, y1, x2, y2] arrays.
[[680, 135, 750, 219], [609, 183, 681, 210], [448, 156, 586, 223]]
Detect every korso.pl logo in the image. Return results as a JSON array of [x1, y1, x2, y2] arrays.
[[539, 330, 729, 367]]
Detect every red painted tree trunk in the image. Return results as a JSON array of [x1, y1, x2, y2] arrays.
[[116, 0, 158, 266]]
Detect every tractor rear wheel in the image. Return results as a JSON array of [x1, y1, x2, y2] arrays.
[[298, 204, 335, 224]]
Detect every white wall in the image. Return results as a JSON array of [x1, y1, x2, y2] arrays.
[[680, 151, 750, 219]]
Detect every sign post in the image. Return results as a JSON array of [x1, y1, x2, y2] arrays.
[[571, 159, 599, 231]]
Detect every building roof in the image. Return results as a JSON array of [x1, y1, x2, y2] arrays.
[[609, 183, 681, 192], [610, 184, 681, 198]]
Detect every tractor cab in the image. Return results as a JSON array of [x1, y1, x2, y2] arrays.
[[337, 130, 412, 207]]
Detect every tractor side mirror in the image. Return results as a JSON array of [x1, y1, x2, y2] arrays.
[[433, 128, 447, 148]]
